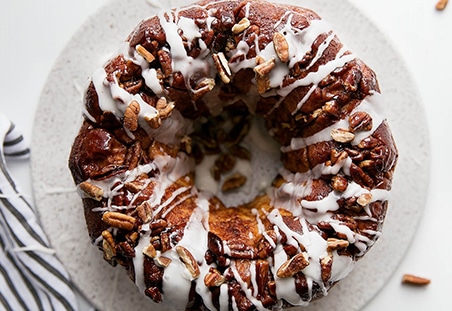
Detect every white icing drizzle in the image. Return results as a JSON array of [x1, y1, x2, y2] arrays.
[[142, 68, 164, 96], [230, 261, 269, 311], [305, 32, 336, 70], [219, 283, 229, 311], [281, 91, 386, 153], [281, 46, 354, 99], [162, 194, 213, 311], [158, 10, 214, 91], [133, 231, 149, 294]]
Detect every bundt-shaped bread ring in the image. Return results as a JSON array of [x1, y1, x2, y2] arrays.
[[68, 0, 398, 310]]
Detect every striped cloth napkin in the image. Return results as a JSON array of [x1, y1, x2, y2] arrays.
[[0, 113, 79, 311]]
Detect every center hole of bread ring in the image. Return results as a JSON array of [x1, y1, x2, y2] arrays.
[[190, 105, 280, 207]]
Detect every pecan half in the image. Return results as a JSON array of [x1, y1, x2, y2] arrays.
[[176, 246, 200, 279], [349, 111, 373, 132], [276, 252, 310, 278], [79, 181, 104, 201], [102, 230, 116, 260], [125, 174, 148, 193], [436, 0, 448, 11], [402, 274, 431, 286], [102, 211, 136, 231], [123, 100, 140, 131], [331, 128, 355, 143]]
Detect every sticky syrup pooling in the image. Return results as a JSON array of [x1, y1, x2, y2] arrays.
[[70, 1, 398, 310]]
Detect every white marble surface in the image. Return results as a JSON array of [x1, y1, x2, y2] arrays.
[[1, 0, 451, 310]]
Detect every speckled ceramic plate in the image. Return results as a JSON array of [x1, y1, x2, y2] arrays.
[[30, 0, 430, 310]]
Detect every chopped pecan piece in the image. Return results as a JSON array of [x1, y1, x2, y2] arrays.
[[144, 113, 161, 129], [126, 231, 139, 244], [221, 172, 247, 193], [357, 193, 373, 206], [176, 246, 200, 279], [155, 256, 172, 267], [137, 201, 153, 223], [276, 252, 310, 278], [116, 241, 135, 258], [331, 175, 348, 192], [359, 159, 375, 170], [228, 144, 251, 160], [214, 153, 236, 176], [193, 78, 216, 100], [125, 174, 148, 193], [254, 57, 275, 94], [327, 238, 349, 251], [357, 136, 380, 149], [212, 52, 232, 84], [330, 149, 349, 165], [102, 230, 116, 260], [320, 254, 333, 283], [136, 44, 155, 63], [273, 32, 290, 63], [231, 17, 251, 34], [156, 97, 175, 119], [204, 268, 226, 287], [158, 49, 172, 77], [143, 243, 157, 258], [145, 286, 162, 303], [254, 57, 276, 77], [322, 100, 340, 117]]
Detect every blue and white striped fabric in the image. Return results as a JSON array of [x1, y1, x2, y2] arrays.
[[0, 113, 79, 311]]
